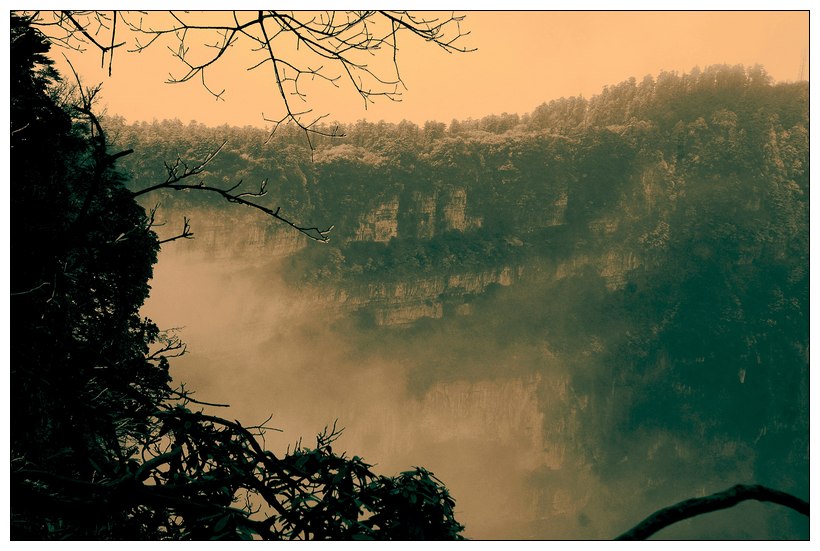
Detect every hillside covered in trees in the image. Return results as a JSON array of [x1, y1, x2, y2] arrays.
[[109, 64, 809, 538], [112, 64, 807, 277]]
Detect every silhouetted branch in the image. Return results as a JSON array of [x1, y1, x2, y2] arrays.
[[147, 329, 186, 360], [58, 11, 126, 70], [28, 10, 474, 148], [11, 123, 30, 135], [133, 147, 333, 242], [60, 56, 136, 236], [10, 281, 52, 296], [157, 216, 194, 244], [169, 386, 230, 409], [61, 58, 334, 244], [615, 484, 809, 540], [131, 140, 227, 196]]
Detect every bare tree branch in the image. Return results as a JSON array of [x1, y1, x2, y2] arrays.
[[28, 10, 474, 147], [61, 56, 134, 234], [132, 144, 333, 243], [147, 329, 187, 361], [60, 11, 126, 71], [24, 10, 467, 243], [157, 216, 194, 245], [169, 385, 230, 409], [52, 49, 334, 245], [10, 281, 52, 296], [615, 484, 809, 540]]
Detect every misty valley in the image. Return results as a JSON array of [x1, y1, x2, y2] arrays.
[[113, 65, 808, 539]]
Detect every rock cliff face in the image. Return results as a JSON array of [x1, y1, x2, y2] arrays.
[[554, 248, 641, 290], [409, 191, 437, 239], [299, 248, 643, 325], [419, 374, 547, 450], [162, 156, 662, 324], [314, 266, 521, 326], [354, 198, 400, 242], [129, 75, 809, 540], [353, 187, 483, 242], [164, 181, 648, 325], [412, 371, 586, 474], [441, 188, 482, 232]]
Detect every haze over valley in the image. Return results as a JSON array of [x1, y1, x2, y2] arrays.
[[112, 65, 809, 539]]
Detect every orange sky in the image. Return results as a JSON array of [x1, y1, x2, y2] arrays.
[[51, 10, 809, 128]]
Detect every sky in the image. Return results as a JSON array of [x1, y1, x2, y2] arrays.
[[47, 9, 810, 129]]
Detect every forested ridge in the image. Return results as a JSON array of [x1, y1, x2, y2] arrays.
[[109, 63, 809, 537], [111, 64, 807, 283]]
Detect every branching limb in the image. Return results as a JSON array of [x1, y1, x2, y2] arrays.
[[615, 484, 809, 540], [147, 329, 187, 360], [29, 10, 474, 148], [59, 53, 334, 245], [61, 10, 126, 65], [169, 386, 230, 409], [157, 216, 194, 244], [60, 56, 133, 236], [10, 281, 52, 296], [132, 140, 228, 196], [133, 145, 332, 243]]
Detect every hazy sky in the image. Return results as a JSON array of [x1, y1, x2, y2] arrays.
[[50, 10, 809, 128]]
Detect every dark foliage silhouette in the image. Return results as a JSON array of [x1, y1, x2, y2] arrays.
[[10, 13, 463, 540]]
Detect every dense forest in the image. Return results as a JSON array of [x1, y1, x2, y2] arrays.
[[108, 63, 809, 538], [111, 64, 807, 284]]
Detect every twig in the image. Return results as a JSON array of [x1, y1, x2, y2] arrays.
[[157, 216, 193, 244], [10, 281, 52, 296]]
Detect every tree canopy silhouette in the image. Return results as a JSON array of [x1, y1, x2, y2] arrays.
[[9, 13, 464, 540]]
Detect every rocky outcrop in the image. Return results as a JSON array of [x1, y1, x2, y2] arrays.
[[598, 250, 641, 289], [419, 375, 545, 444], [374, 300, 444, 325], [409, 190, 438, 239], [369, 268, 516, 325], [354, 198, 400, 242], [555, 248, 640, 290], [441, 188, 482, 232], [352, 188, 482, 243], [312, 267, 520, 326]]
